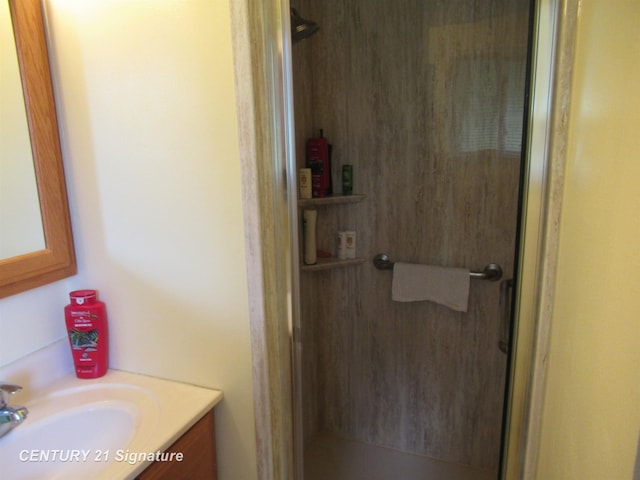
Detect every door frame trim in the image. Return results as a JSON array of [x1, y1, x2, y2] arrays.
[[501, 0, 577, 478], [230, 0, 577, 478]]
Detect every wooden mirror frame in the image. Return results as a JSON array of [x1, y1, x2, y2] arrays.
[[1, 0, 76, 298]]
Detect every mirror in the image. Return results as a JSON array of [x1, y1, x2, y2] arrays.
[[0, 0, 76, 298], [2, 0, 45, 259]]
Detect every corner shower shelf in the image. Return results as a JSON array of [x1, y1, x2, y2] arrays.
[[298, 193, 366, 207], [301, 257, 366, 272], [298, 194, 366, 272]]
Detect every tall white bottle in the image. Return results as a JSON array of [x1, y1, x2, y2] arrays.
[[303, 209, 317, 265]]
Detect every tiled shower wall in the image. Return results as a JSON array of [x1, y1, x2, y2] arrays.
[[293, 0, 530, 470]]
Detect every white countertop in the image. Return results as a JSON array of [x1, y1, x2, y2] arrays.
[[0, 341, 223, 479]]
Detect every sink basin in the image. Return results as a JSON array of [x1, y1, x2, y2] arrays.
[[0, 383, 159, 480], [0, 343, 222, 480]]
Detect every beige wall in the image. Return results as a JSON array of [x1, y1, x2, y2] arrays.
[[537, 1, 640, 478], [0, 1, 257, 479]]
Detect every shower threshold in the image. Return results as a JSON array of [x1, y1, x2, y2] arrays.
[[303, 431, 497, 480]]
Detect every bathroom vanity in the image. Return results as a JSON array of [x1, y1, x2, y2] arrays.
[[137, 410, 217, 479], [0, 341, 223, 480]]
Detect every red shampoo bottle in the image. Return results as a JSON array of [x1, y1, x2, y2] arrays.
[[306, 129, 331, 197], [65, 290, 109, 378]]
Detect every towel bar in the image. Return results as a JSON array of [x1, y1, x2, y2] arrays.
[[372, 253, 503, 281]]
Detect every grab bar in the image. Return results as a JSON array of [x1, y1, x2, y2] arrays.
[[372, 253, 503, 281]]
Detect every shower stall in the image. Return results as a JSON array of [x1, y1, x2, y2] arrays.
[[289, 1, 533, 478]]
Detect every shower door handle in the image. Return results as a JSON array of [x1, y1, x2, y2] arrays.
[[498, 279, 513, 354]]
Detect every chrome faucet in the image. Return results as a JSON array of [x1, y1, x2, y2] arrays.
[[0, 383, 28, 439]]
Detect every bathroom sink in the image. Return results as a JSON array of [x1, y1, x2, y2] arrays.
[[0, 342, 222, 480], [0, 383, 160, 480]]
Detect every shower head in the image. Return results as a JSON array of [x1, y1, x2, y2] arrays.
[[290, 8, 319, 43]]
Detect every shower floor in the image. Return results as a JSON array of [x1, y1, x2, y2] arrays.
[[303, 431, 497, 480]]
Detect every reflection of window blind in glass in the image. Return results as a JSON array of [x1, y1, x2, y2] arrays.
[[455, 58, 524, 154], [503, 60, 525, 152], [456, 59, 499, 152]]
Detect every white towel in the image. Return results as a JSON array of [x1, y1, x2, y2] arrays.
[[391, 262, 470, 312]]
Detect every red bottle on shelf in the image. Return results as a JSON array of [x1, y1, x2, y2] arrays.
[[306, 129, 332, 197], [64, 290, 109, 379]]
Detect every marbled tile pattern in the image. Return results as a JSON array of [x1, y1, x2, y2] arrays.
[[294, 0, 530, 470]]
